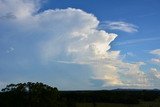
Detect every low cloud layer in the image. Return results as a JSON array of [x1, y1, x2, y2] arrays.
[[0, 0, 159, 89]]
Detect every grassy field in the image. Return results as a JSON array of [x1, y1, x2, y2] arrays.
[[76, 101, 160, 107]]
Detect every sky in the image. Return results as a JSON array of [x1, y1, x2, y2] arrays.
[[0, 0, 160, 90]]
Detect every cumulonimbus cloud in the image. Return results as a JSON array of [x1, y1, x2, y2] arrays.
[[0, 0, 159, 89], [35, 8, 148, 88]]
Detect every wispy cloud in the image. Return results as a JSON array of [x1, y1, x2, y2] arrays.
[[151, 58, 160, 64], [150, 49, 160, 56], [115, 37, 160, 46], [6, 47, 14, 53], [98, 21, 138, 33], [150, 49, 160, 65]]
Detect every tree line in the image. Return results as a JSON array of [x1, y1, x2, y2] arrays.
[[0, 82, 160, 107]]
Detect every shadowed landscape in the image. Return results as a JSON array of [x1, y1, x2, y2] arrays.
[[0, 82, 160, 107]]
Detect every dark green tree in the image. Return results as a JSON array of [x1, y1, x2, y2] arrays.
[[0, 82, 60, 107]]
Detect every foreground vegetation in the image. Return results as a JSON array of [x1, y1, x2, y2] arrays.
[[0, 82, 160, 107]]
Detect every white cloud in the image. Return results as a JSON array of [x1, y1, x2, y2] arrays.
[[150, 49, 160, 66], [150, 49, 160, 56], [151, 58, 160, 64], [150, 68, 160, 79], [36, 9, 149, 87], [0, 0, 40, 19], [104, 60, 148, 88], [0, 81, 7, 89], [0, 0, 155, 89], [99, 21, 138, 33]]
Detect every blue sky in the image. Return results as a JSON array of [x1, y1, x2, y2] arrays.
[[0, 0, 160, 90]]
